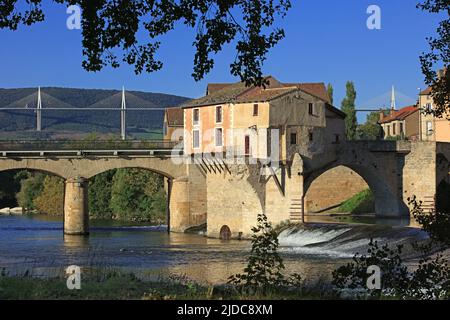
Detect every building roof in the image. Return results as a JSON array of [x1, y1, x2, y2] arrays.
[[379, 105, 418, 124], [419, 87, 432, 95], [165, 107, 183, 126], [182, 76, 332, 109], [282, 83, 331, 103]]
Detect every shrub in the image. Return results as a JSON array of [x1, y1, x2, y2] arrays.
[[228, 213, 302, 296]]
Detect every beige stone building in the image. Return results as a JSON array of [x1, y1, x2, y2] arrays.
[[163, 107, 184, 142], [181, 76, 346, 162], [419, 87, 450, 142], [379, 105, 419, 140]]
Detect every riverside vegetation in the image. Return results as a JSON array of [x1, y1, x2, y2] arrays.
[[0, 168, 166, 224]]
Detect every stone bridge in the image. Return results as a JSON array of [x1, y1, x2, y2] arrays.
[[0, 141, 449, 239], [0, 149, 207, 235], [204, 141, 450, 238]]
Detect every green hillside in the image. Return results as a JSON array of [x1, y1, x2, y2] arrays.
[[0, 87, 189, 139]]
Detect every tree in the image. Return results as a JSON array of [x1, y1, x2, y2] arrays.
[[327, 83, 334, 105], [110, 168, 166, 222], [417, 0, 449, 118], [16, 172, 45, 211], [0, 0, 292, 87], [228, 213, 302, 295], [34, 175, 64, 215], [88, 170, 115, 219], [356, 111, 383, 140], [341, 81, 357, 140]]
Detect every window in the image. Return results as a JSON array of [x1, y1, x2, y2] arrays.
[[163, 122, 168, 136], [309, 131, 313, 142], [193, 109, 199, 125], [387, 125, 390, 136], [215, 128, 223, 147], [426, 103, 432, 112], [308, 103, 314, 115], [253, 104, 259, 116], [290, 132, 297, 145], [193, 130, 200, 148], [215, 106, 222, 123], [400, 123, 403, 134], [426, 121, 433, 135], [244, 135, 250, 155], [393, 123, 396, 136]]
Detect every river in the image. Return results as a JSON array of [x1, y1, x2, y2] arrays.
[[0, 214, 429, 285]]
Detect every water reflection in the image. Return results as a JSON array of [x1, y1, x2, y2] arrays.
[[63, 234, 90, 249], [0, 214, 424, 284]]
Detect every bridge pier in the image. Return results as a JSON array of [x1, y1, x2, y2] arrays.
[[64, 177, 89, 235]]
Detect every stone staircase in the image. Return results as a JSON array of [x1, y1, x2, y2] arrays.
[[289, 197, 303, 223], [421, 195, 436, 213]]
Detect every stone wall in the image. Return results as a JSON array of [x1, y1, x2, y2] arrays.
[[206, 163, 264, 239], [402, 142, 437, 209], [304, 165, 368, 213]]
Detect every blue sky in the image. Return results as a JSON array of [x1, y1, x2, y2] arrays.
[[0, 0, 443, 121]]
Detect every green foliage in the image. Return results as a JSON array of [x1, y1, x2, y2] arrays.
[[332, 239, 409, 298], [327, 83, 334, 105], [356, 111, 382, 140], [337, 189, 374, 214], [228, 213, 302, 295], [15, 172, 45, 211], [341, 81, 357, 140], [88, 170, 115, 219], [417, 0, 449, 118], [0, 1, 291, 87], [110, 168, 166, 223], [409, 195, 450, 247], [11, 167, 167, 223], [333, 199, 450, 300], [33, 175, 64, 215]]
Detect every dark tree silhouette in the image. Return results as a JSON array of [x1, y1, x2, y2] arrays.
[[417, 0, 449, 118], [0, 0, 291, 86]]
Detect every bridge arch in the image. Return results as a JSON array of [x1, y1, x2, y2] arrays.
[[0, 161, 67, 179], [0, 156, 187, 180], [304, 162, 409, 218]]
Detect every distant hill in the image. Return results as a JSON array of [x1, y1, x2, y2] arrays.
[[0, 87, 189, 139]]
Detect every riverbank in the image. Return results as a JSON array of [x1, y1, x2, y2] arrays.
[[0, 268, 336, 300]]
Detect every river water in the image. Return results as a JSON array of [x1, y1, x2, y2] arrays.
[[0, 214, 429, 284]]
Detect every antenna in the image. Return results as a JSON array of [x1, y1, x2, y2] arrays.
[[120, 86, 126, 140], [36, 86, 42, 131]]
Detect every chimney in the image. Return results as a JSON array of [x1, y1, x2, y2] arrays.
[[379, 110, 385, 122]]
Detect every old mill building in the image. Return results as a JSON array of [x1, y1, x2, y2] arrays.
[[179, 75, 345, 162]]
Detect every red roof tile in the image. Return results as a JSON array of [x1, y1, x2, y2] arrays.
[[379, 105, 418, 124], [182, 76, 331, 108]]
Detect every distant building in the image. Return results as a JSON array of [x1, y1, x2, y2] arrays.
[[163, 107, 183, 142], [379, 105, 419, 140], [419, 86, 450, 142], [181, 76, 345, 162]]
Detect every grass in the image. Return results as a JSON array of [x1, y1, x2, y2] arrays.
[[331, 189, 374, 215], [0, 268, 338, 300]]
